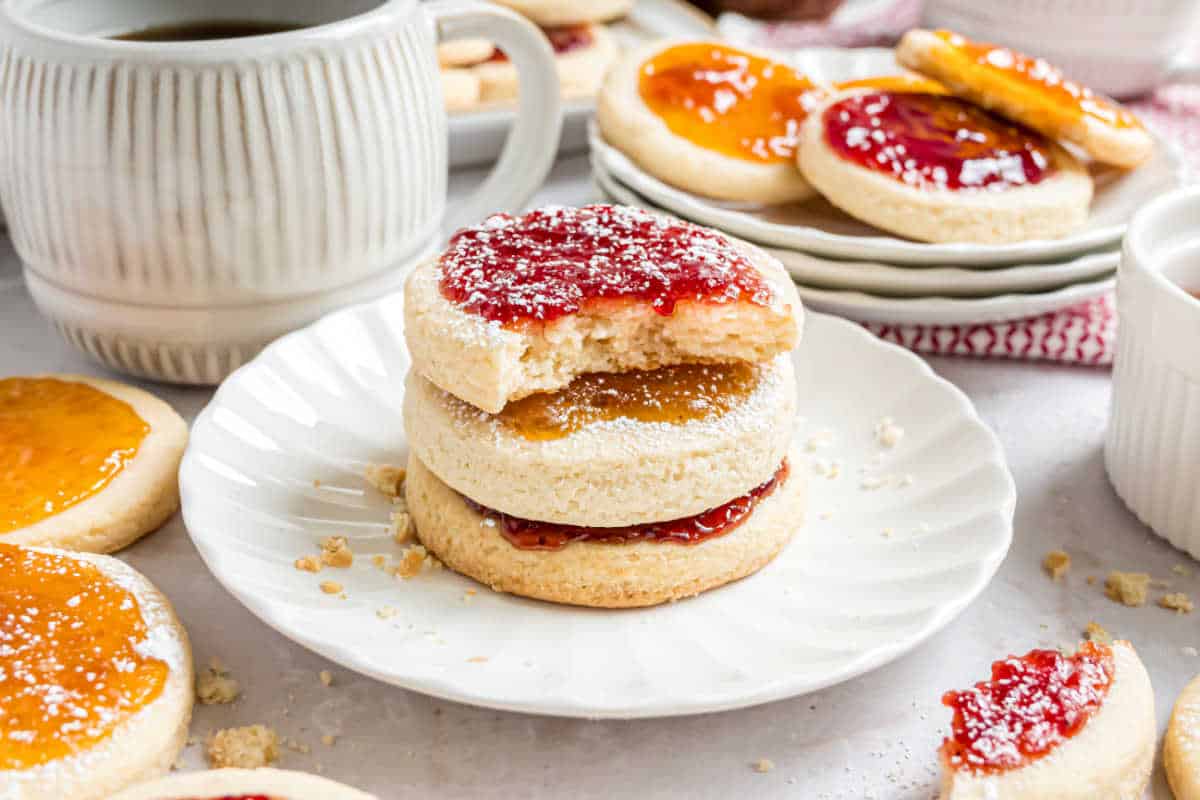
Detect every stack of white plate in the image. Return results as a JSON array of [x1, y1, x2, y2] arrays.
[[589, 47, 1187, 326]]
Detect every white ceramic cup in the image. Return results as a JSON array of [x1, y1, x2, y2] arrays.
[[922, 0, 1200, 98], [1106, 185, 1200, 559], [0, 0, 563, 384]]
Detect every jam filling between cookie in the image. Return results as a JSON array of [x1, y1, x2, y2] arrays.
[[439, 205, 775, 325], [498, 362, 762, 441], [0, 377, 150, 535], [940, 642, 1114, 775], [823, 91, 1055, 191], [487, 24, 593, 63], [470, 461, 789, 550], [933, 30, 1141, 130], [0, 543, 169, 770], [638, 42, 818, 164]]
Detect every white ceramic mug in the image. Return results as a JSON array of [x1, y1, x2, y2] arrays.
[[922, 0, 1200, 98], [0, 0, 562, 384], [1106, 185, 1200, 560]]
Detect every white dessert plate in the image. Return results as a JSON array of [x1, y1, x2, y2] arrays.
[[180, 296, 1014, 719], [593, 163, 1120, 297], [589, 48, 1186, 266]]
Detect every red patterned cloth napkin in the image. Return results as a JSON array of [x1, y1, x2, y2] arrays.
[[718, 7, 1200, 366]]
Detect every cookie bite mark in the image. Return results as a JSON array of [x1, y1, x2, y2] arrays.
[[897, 29, 1154, 168]]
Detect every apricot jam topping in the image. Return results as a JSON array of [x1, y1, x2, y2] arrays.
[[933, 30, 1141, 130], [941, 643, 1114, 774], [823, 92, 1055, 191], [498, 362, 760, 441], [638, 42, 818, 163], [488, 24, 592, 62], [439, 205, 774, 326], [473, 461, 789, 550], [0, 377, 149, 535], [0, 543, 168, 770]]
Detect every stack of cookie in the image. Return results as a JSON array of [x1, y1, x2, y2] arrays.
[[438, 0, 627, 111], [402, 204, 807, 607]]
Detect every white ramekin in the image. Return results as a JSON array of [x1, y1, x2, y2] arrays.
[[1106, 186, 1200, 559]]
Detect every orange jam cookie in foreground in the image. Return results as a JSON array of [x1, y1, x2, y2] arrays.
[[598, 42, 817, 203], [938, 641, 1155, 799], [0, 375, 188, 553], [110, 768, 378, 800], [897, 29, 1154, 168], [1, 543, 193, 800], [404, 205, 802, 414]]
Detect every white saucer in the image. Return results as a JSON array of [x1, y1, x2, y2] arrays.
[[180, 297, 1014, 719], [589, 47, 1186, 266], [593, 163, 1120, 298]]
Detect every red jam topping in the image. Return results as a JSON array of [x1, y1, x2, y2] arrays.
[[638, 42, 819, 163], [934, 30, 1141, 130], [472, 461, 788, 550], [823, 92, 1055, 191], [489, 24, 592, 62], [439, 205, 774, 326], [941, 643, 1114, 774]]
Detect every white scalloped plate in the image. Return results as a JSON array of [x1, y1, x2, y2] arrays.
[[180, 298, 1015, 719], [590, 48, 1186, 266], [592, 161, 1120, 297]]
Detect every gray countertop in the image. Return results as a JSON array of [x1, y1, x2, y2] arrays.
[[2, 154, 1194, 799]]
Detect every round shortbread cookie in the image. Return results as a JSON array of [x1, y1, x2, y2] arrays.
[[475, 23, 617, 103], [111, 768, 377, 800], [491, 0, 633, 26], [441, 67, 483, 113], [404, 353, 795, 527], [2, 375, 188, 553], [4, 546, 194, 800], [404, 205, 803, 415], [798, 90, 1093, 244], [940, 641, 1155, 800], [1166, 673, 1200, 800], [405, 446, 806, 608], [437, 37, 494, 68], [896, 29, 1155, 169], [598, 41, 816, 205]]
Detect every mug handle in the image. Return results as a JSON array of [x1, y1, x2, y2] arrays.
[[428, 1, 563, 235]]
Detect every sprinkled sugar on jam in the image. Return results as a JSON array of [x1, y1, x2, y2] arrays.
[[439, 205, 774, 325], [470, 461, 788, 550], [941, 643, 1114, 774], [1, 377, 149, 534], [487, 24, 593, 62], [638, 42, 819, 163], [499, 362, 761, 441], [0, 543, 168, 770], [824, 92, 1055, 191], [934, 30, 1141, 130]]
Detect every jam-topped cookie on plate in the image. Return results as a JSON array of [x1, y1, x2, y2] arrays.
[[939, 641, 1155, 799], [1, 375, 188, 553], [402, 204, 805, 608], [599, 41, 821, 204], [475, 23, 618, 104], [111, 768, 377, 800], [798, 88, 1093, 243], [897, 29, 1155, 169], [0, 543, 193, 800]]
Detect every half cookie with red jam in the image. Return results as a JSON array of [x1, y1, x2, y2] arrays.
[[402, 205, 805, 608], [939, 641, 1156, 799]]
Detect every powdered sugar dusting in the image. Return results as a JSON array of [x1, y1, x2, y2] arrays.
[[439, 205, 776, 325]]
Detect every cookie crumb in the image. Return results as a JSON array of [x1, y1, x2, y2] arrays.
[[196, 662, 240, 705], [319, 536, 354, 568], [1173, 564, 1192, 577], [283, 737, 310, 755], [321, 734, 336, 747], [376, 605, 398, 620], [1159, 592, 1194, 614], [392, 545, 440, 579], [467, 656, 489, 664], [1084, 621, 1112, 645], [319, 670, 333, 687], [753, 758, 774, 774], [874, 417, 904, 449], [319, 580, 343, 595], [1042, 550, 1071, 580], [365, 463, 406, 497], [1105, 571, 1150, 607], [391, 510, 415, 544], [294, 555, 323, 573], [207, 725, 279, 769]]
